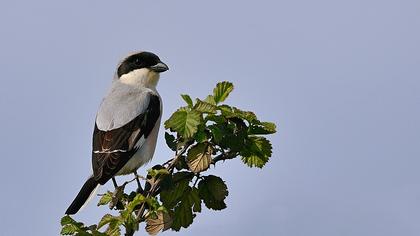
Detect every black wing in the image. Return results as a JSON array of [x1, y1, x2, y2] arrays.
[[92, 94, 160, 185]]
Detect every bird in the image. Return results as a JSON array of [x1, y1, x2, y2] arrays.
[[65, 51, 168, 215]]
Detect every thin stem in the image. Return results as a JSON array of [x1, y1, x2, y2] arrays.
[[135, 143, 191, 221], [112, 177, 118, 188], [192, 174, 200, 187]]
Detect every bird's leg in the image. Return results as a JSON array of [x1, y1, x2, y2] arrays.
[[134, 170, 144, 194], [112, 177, 118, 189]]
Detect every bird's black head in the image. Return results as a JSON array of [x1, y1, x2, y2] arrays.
[[117, 51, 169, 78]]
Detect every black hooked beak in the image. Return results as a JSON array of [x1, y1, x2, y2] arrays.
[[149, 62, 169, 73]]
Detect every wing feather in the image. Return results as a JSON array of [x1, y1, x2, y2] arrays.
[[92, 93, 161, 184]]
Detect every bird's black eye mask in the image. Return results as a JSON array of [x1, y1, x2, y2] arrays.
[[117, 52, 161, 78]]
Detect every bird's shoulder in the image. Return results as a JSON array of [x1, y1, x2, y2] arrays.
[[96, 84, 160, 131]]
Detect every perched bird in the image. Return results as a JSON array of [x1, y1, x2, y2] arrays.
[[65, 51, 168, 215]]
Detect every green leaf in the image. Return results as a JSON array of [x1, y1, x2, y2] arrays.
[[208, 124, 224, 143], [171, 187, 201, 231], [164, 132, 177, 151], [249, 122, 277, 135], [174, 155, 188, 171], [193, 124, 208, 143], [216, 120, 247, 152], [75, 231, 91, 236], [187, 143, 213, 173], [241, 155, 267, 168], [92, 231, 108, 236], [97, 191, 112, 206], [198, 175, 229, 211], [61, 215, 76, 226], [147, 168, 170, 178], [61, 224, 79, 235], [171, 195, 193, 231], [96, 214, 122, 236], [193, 99, 217, 113], [126, 194, 146, 214], [218, 105, 259, 124], [240, 136, 272, 168], [105, 220, 121, 236], [190, 187, 202, 213], [205, 114, 225, 124], [160, 172, 193, 209], [232, 107, 257, 123], [204, 95, 216, 105], [181, 94, 193, 107], [213, 81, 234, 104], [98, 214, 116, 229], [164, 109, 202, 138]]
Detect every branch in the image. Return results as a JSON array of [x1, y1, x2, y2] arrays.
[[134, 143, 191, 221]]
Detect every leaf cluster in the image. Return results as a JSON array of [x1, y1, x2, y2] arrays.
[[165, 81, 276, 169]]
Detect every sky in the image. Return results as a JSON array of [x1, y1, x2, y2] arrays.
[[0, 0, 419, 235]]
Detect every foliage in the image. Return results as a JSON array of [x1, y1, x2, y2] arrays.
[[61, 81, 277, 235]]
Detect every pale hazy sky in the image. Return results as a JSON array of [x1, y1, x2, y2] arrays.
[[1, 0, 419, 235]]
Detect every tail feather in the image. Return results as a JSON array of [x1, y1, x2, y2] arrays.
[[65, 176, 99, 215]]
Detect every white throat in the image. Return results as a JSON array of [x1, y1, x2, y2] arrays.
[[119, 68, 160, 89]]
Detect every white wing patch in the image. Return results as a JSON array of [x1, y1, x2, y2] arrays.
[[93, 149, 128, 154]]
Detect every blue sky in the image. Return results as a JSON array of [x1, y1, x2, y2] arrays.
[[0, 0, 419, 235]]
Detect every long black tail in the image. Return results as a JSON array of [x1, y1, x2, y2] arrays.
[[65, 176, 99, 215]]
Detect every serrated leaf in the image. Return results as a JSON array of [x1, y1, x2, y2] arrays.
[[219, 105, 258, 124], [170, 187, 200, 231], [160, 172, 193, 209], [97, 191, 112, 206], [171, 197, 193, 231], [61, 224, 79, 235], [261, 122, 276, 133], [164, 109, 202, 138], [105, 220, 121, 236], [204, 95, 216, 105], [61, 215, 76, 226], [164, 132, 177, 151], [240, 136, 272, 168], [213, 81, 234, 104], [241, 155, 267, 168], [198, 175, 228, 211], [232, 107, 257, 123], [193, 99, 217, 113], [145, 211, 173, 235], [181, 94, 194, 107], [98, 214, 116, 229], [249, 122, 277, 135], [187, 143, 213, 173], [126, 194, 146, 214]]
